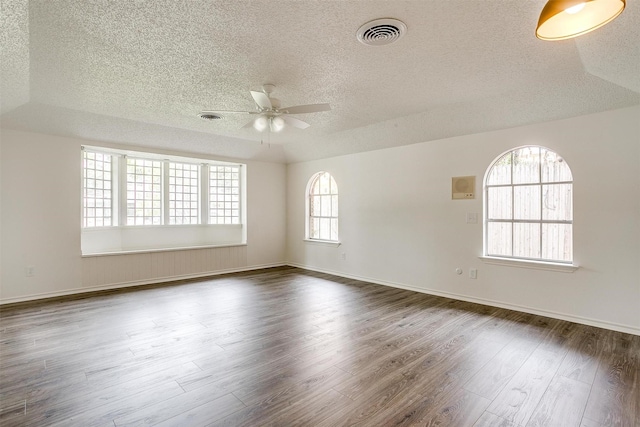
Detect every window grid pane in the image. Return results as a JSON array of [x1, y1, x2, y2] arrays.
[[169, 162, 199, 225], [485, 147, 572, 263], [487, 187, 512, 220], [308, 172, 338, 241], [126, 158, 162, 225], [486, 152, 512, 186], [209, 165, 240, 225], [513, 185, 541, 220], [83, 151, 112, 227], [512, 146, 540, 185], [513, 223, 541, 259], [542, 184, 572, 221], [487, 222, 512, 257], [542, 223, 573, 262], [541, 149, 572, 183]]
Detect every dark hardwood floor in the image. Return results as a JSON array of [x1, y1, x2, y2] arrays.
[[1, 266, 638, 426]]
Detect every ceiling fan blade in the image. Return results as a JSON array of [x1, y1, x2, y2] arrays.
[[280, 103, 331, 114], [250, 91, 272, 110], [242, 118, 258, 128], [283, 116, 311, 129]]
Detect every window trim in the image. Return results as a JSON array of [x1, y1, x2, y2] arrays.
[[478, 256, 579, 273], [167, 161, 200, 225], [82, 145, 245, 229], [208, 164, 242, 225], [305, 171, 339, 242], [483, 145, 574, 264], [81, 146, 246, 255], [303, 238, 341, 247], [81, 149, 115, 228], [81, 241, 247, 258], [124, 156, 164, 226]]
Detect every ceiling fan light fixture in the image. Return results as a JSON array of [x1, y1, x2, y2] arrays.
[[536, 0, 625, 41], [254, 116, 268, 131], [201, 84, 327, 133], [271, 116, 285, 132]]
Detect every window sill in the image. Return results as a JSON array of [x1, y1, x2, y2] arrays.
[[81, 224, 245, 255], [82, 243, 247, 257], [478, 256, 579, 273], [303, 239, 341, 247]]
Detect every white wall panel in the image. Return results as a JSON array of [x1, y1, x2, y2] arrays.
[[0, 129, 285, 303], [80, 245, 248, 288], [286, 106, 640, 334]]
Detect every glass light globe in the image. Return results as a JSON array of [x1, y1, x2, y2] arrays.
[[272, 117, 285, 132], [254, 116, 268, 131]]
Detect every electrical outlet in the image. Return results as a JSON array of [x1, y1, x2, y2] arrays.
[[469, 268, 477, 279], [341, 253, 346, 261], [25, 266, 35, 277]]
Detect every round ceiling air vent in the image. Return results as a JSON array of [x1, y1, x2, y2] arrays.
[[356, 18, 407, 46], [199, 113, 223, 120]]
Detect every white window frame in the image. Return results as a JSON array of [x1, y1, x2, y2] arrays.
[[305, 171, 339, 243], [81, 146, 246, 255], [168, 161, 200, 225], [482, 146, 576, 269], [82, 149, 115, 227], [125, 156, 163, 226], [209, 164, 242, 225]]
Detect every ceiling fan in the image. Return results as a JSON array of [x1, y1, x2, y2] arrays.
[[199, 84, 331, 133]]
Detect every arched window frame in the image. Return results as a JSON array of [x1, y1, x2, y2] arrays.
[[483, 146, 574, 265], [306, 171, 339, 242]]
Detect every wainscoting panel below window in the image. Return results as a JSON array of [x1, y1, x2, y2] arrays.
[[81, 245, 248, 288]]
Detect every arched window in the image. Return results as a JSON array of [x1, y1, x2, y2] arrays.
[[307, 172, 339, 241], [484, 146, 573, 263]]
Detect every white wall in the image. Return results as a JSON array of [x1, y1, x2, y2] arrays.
[[287, 106, 640, 334], [0, 129, 286, 302], [0, 131, 3, 296], [2, 108, 639, 334]]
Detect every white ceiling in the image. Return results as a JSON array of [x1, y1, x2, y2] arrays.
[[1, 0, 639, 163]]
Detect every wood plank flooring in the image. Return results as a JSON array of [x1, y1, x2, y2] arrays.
[[1, 266, 638, 426]]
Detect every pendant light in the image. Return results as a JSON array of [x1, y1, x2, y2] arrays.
[[536, 0, 625, 41]]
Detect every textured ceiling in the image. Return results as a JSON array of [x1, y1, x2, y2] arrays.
[[1, 0, 639, 163]]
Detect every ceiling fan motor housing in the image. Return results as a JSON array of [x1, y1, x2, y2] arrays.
[[262, 84, 276, 94], [269, 98, 281, 110]]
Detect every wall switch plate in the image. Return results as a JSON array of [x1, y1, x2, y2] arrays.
[[466, 213, 478, 224], [469, 268, 477, 279], [341, 253, 346, 261]]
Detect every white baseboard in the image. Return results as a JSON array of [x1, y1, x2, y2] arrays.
[[287, 262, 640, 336], [0, 263, 285, 305], [4, 261, 638, 336]]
